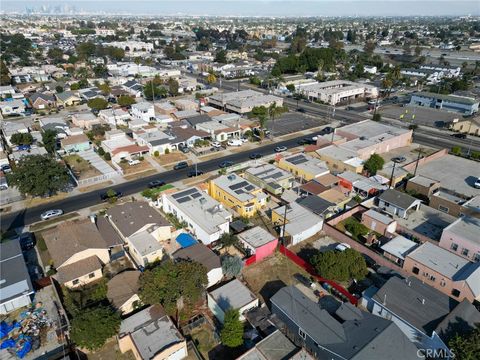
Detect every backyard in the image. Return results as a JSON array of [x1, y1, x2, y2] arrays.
[[64, 154, 101, 180], [189, 324, 219, 359]]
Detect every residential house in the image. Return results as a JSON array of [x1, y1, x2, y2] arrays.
[[55, 91, 81, 107], [277, 153, 330, 181], [173, 243, 222, 288], [71, 112, 102, 130], [238, 226, 278, 262], [101, 131, 149, 163], [107, 271, 141, 315], [377, 189, 422, 219], [296, 195, 335, 218], [122, 80, 143, 98], [60, 133, 91, 153], [155, 102, 177, 115], [209, 174, 268, 218], [338, 171, 388, 198], [99, 108, 131, 127], [174, 99, 197, 111], [172, 109, 199, 121], [404, 242, 480, 302], [207, 279, 259, 323], [449, 117, 480, 136], [271, 286, 420, 360], [196, 121, 239, 142], [380, 235, 418, 266], [133, 128, 173, 155], [0, 99, 26, 116], [1, 120, 30, 146], [244, 164, 294, 195], [362, 276, 477, 357], [0, 85, 16, 98], [361, 209, 397, 236], [168, 126, 209, 149], [439, 216, 480, 262], [0, 240, 35, 314], [41, 219, 111, 288], [161, 187, 231, 245], [39, 117, 69, 138], [28, 92, 56, 110], [107, 202, 172, 267], [272, 202, 324, 246], [118, 304, 188, 360], [131, 102, 155, 123]]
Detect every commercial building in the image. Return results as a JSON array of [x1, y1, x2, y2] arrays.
[[295, 80, 378, 105], [277, 153, 330, 181], [403, 242, 480, 302], [161, 187, 231, 245], [409, 91, 479, 115], [209, 174, 268, 218], [244, 164, 294, 195], [118, 304, 187, 360], [207, 279, 258, 323], [439, 216, 480, 262], [209, 90, 283, 114]]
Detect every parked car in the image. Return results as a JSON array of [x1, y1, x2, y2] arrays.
[[174, 161, 188, 170], [211, 141, 222, 148], [249, 153, 262, 159], [335, 243, 351, 252], [0, 164, 11, 173], [227, 139, 243, 147], [188, 170, 204, 177], [474, 177, 480, 189], [296, 108, 306, 113], [274, 146, 287, 152], [294, 273, 316, 289], [240, 138, 249, 143], [392, 156, 407, 163], [128, 159, 140, 166], [179, 145, 190, 153], [321, 126, 335, 135], [451, 133, 467, 139], [100, 190, 123, 201], [148, 180, 166, 189], [40, 209, 63, 221], [19, 232, 36, 251], [219, 161, 234, 168]]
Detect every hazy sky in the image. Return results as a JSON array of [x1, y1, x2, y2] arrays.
[[3, 1, 479, 16]]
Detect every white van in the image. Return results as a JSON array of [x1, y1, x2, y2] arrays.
[[227, 139, 243, 147]]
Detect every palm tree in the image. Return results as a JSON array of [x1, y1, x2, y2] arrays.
[[268, 103, 283, 135], [382, 77, 393, 98]]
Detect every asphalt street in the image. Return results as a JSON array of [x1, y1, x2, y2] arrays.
[[0, 133, 313, 231]]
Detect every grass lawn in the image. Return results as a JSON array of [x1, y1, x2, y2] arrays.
[[119, 160, 154, 175], [64, 154, 101, 180], [141, 184, 175, 199], [190, 325, 218, 359], [242, 251, 312, 304], [154, 152, 188, 166]]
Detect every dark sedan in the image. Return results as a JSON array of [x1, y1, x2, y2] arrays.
[[188, 170, 204, 177], [148, 180, 166, 188], [249, 153, 262, 159], [219, 161, 234, 168]]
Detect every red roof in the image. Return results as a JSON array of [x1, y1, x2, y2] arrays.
[[112, 144, 149, 156]]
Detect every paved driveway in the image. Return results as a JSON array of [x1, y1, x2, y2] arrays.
[[268, 112, 329, 136], [81, 149, 118, 176]]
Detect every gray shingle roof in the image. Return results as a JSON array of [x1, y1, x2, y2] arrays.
[[173, 243, 221, 271], [378, 189, 419, 210]]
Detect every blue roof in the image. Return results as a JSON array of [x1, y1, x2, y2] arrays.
[[176, 233, 198, 248]]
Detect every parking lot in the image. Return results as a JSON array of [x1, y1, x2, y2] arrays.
[[267, 112, 329, 137]]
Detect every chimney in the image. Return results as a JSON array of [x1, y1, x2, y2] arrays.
[[421, 298, 425, 305]]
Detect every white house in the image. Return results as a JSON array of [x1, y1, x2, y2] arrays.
[[0, 99, 25, 116], [161, 187, 232, 245], [131, 102, 155, 122], [99, 108, 131, 127]]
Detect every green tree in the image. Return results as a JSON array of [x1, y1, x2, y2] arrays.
[[7, 155, 69, 197], [138, 260, 208, 315], [144, 81, 167, 100], [286, 84, 295, 93], [363, 41, 376, 56], [221, 309, 244, 348], [310, 248, 368, 282], [97, 83, 111, 96], [55, 85, 64, 93], [344, 218, 369, 241], [372, 113, 382, 122], [451, 146, 462, 156], [10, 133, 34, 146], [168, 78, 179, 96], [70, 306, 121, 351], [221, 255, 243, 278], [117, 95, 136, 107], [47, 47, 64, 63], [448, 325, 480, 360], [0, 60, 11, 85], [219, 232, 239, 248], [104, 152, 111, 161], [87, 97, 108, 111], [215, 49, 228, 63], [76, 42, 96, 60], [42, 129, 57, 154], [363, 153, 384, 176]]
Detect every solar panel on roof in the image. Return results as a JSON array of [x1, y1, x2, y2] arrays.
[[172, 188, 197, 199], [235, 189, 244, 194], [269, 172, 283, 179], [191, 193, 201, 199], [289, 155, 309, 165], [176, 197, 190, 204], [229, 181, 248, 191], [245, 185, 255, 191]]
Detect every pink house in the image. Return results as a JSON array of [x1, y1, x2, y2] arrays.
[[439, 216, 480, 262], [361, 209, 397, 236], [238, 226, 278, 262]]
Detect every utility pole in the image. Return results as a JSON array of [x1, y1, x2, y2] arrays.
[[389, 161, 397, 189], [466, 121, 474, 157], [413, 147, 424, 176]]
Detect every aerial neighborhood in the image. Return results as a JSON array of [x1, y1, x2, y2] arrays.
[[1, 5, 480, 360]]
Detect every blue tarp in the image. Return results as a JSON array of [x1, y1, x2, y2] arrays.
[[176, 233, 198, 248], [17, 341, 31, 359], [1, 339, 15, 349], [0, 321, 13, 339]]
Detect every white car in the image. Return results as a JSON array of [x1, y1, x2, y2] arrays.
[[335, 243, 351, 252], [474, 177, 480, 189], [211, 141, 222, 148], [40, 209, 63, 221], [128, 159, 140, 166], [227, 139, 243, 147], [240, 138, 249, 143]]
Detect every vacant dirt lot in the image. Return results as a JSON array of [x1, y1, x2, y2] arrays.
[[154, 152, 188, 165], [64, 154, 101, 179], [242, 251, 311, 304]]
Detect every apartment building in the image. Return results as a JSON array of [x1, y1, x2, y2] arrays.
[[244, 164, 294, 195], [295, 80, 378, 105], [209, 174, 268, 218], [439, 216, 480, 262]]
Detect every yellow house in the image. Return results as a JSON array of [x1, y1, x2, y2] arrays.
[[118, 304, 188, 360], [209, 174, 268, 217], [450, 118, 480, 136], [277, 153, 330, 181], [315, 145, 364, 174]]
